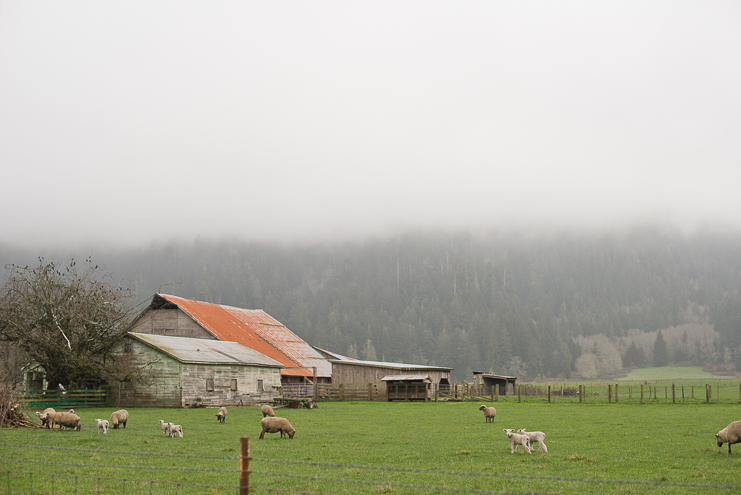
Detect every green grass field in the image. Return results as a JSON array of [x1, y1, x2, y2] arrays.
[[3, 400, 741, 494]]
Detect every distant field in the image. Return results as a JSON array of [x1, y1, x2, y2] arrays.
[[2, 400, 741, 494], [619, 365, 735, 381]]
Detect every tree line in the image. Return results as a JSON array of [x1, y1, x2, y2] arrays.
[[2, 224, 741, 383]]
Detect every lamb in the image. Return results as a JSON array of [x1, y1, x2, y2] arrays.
[[261, 405, 275, 418], [516, 428, 548, 452], [259, 417, 295, 439], [47, 411, 81, 431], [111, 409, 128, 429], [168, 423, 183, 438], [503, 429, 532, 454], [216, 407, 227, 423], [158, 420, 172, 437], [478, 405, 496, 423], [95, 419, 109, 434], [35, 408, 55, 428], [715, 420, 741, 454]]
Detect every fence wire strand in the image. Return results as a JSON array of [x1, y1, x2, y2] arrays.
[[2, 443, 741, 493]]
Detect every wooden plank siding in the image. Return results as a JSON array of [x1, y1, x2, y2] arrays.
[[130, 308, 215, 339], [330, 362, 451, 396]]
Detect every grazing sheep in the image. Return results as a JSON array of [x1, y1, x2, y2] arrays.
[[168, 423, 183, 438], [261, 405, 275, 418], [516, 429, 548, 452], [503, 429, 532, 454], [478, 405, 496, 423], [111, 409, 128, 429], [158, 420, 172, 437], [95, 419, 109, 434], [716, 421, 741, 454], [47, 411, 81, 431], [259, 417, 295, 439], [216, 407, 227, 423], [35, 408, 55, 428]]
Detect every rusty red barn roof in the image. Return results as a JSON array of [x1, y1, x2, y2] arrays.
[[156, 294, 330, 378]]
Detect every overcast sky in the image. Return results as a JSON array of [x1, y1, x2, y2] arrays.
[[1, 2, 740, 248]]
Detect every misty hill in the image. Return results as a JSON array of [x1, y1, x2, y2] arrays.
[[3, 224, 741, 382]]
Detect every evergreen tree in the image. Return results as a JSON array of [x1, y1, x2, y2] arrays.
[[653, 331, 669, 367]]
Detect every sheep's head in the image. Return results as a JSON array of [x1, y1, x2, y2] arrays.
[[503, 429, 514, 437], [716, 433, 724, 447], [479, 405, 487, 411], [517, 429, 527, 434], [287, 429, 295, 439]]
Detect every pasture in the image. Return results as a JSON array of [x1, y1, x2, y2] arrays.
[[2, 400, 741, 494]]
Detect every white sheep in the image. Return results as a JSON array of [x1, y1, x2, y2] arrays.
[[716, 421, 741, 454], [168, 423, 183, 438], [516, 428, 548, 452], [478, 405, 496, 423], [259, 417, 295, 439], [47, 411, 81, 431], [261, 405, 275, 418], [503, 429, 532, 454], [35, 408, 55, 428], [158, 420, 172, 437], [216, 407, 227, 423], [95, 419, 109, 434], [111, 409, 128, 429]]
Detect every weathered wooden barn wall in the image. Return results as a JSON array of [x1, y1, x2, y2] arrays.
[[180, 364, 280, 406], [130, 308, 214, 339], [107, 338, 182, 408], [108, 337, 282, 407], [331, 363, 451, 389]]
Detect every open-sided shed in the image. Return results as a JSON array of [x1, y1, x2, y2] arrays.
[[382, 375, 433, 401], [472, 371, 517, 395]]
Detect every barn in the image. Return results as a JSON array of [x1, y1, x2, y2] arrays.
[[314, 347, 453, 399], [472, 371, 517, 395], [108, 333, 283, 407], [129, 294, 332, 386]]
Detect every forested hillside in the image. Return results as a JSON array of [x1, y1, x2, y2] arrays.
[[3, 225, 741, 381]]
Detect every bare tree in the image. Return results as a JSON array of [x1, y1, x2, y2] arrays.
[[0, 257, 134, 389]]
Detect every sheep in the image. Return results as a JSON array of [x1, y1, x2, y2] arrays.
[[168, 423, 183, 438], [216, 407, 227, 423], [516, 429, 548, 452], [715, 420, 741, 454], [35, 408, 55, 428], [47, 411, 81, 431], [111, 409, 128, 429], [158, 420, 172, 437], [478, 405, 496, 423], [503, 429, 532, 454], [95, 419, 109, 434], [259, 417, 295, 439], [261, 405, 275, 418]]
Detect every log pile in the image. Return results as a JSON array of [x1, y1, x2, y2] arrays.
[[0, 382, 39, 428]]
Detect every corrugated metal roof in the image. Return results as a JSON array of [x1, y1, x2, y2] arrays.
[[128, 333, 284, 367], [313, 346, 453, 371], [157, 294, 330, 377], [381, 375, 432, 382]]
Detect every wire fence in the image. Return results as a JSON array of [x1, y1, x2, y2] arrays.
[[2, 441, 741, 495]]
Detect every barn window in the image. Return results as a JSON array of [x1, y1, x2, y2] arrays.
[[206, 379, 214, 391], [124, 341, 133, 353], [230, 379, 238, 391], [257, 379, 264, 391]]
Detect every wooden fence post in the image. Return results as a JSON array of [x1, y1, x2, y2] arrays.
[[434, 383, 438, 402], [640, 384, 644, 404], [240, 437, 250, 495], [615, 384, 619, 403], [608, 384, 612, 403], [518, 385, 521, 403], [672, 383, 675, 404], [579, 385, 582, 403], [495, 384, 499, 402], [548, 385, 551, 403], [313, 367, 318, 402], [706, 384, 710, 403], [339, 383, 345, 401]]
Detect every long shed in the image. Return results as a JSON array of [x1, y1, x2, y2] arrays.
[[471, 371, 517, 395], [108, 333, 283, 407], [314, 347, 452, 397]]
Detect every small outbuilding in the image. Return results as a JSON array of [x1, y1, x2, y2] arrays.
[[382, 375, 433, 401], [471, 371, 517, 395], [108, 333, 283, 407]]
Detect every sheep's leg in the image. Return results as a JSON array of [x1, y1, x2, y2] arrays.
[[539, 441, 547, 453]]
